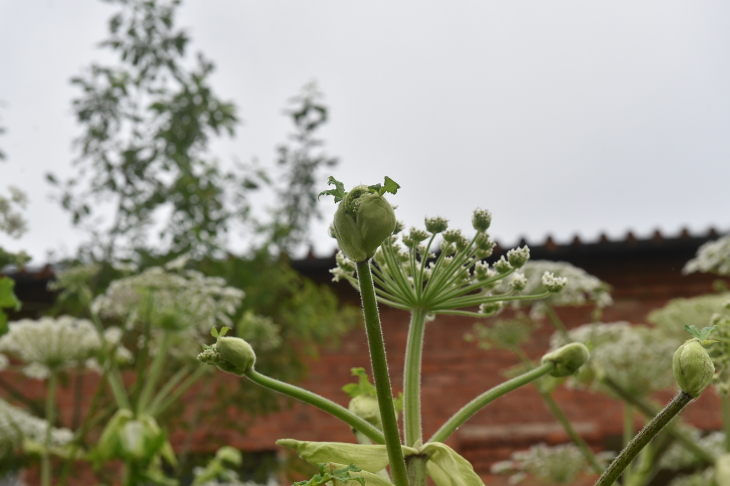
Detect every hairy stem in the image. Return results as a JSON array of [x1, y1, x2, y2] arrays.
[[429, 362, 554, 444], [722, 394, 730, 452], [594, 392, 693, 486], [244, 368, 385, 444], [406, 455, 429, 486], [404, 308, 427, 447], [356, 260, 409, 486], [601, 377, 715, 464]]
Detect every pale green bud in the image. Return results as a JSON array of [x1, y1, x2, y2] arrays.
[[542, 343, 590, 377], [542, 272, 568, 293], [472, 208, 492, 232], [393, 220, 405, 234], [673, 338, 714, 398], [409, 227, 429, 243], [198, 336, 256, 376], [494, 256, 513, 274], [348, 395, 382, 430], [510, 272, 528, 291], [215, 446, 242, 466], [507, 246, 530, 268], [331, 189, 396, 262], [425, 216, 448, 234], [442, 229, 464, 244], [479, 301, 502, 317]]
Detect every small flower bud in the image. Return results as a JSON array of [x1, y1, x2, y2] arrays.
[[409, 227, 429, 243], [472, 208, 492, 232], [348, 395, 382, 429], [494, 256, 513, 274], [442, 229, 464, 244], [542, 343, 590, 377], [393, 220, 405, 234], [479, 301, 502, 316], [510, 272, 528, 291], [673, 338, 714, 398], [425, 216, 448, 234], [507, 246, 530, 269], [541, 272, 567, 293], [335, 251, 356, 273], [215, 446, 242, 466]]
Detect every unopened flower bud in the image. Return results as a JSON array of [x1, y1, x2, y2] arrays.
[[331, 188, 397, 262], [198, 336, 256, 375], [472, 208, 492, 232], [479, 301, 502, 316], [215, 446, 242, 466], [542, 343, 590, 377], [409, 227, 429, 243], [542, 272, 568, 293], [494, 256, 513, 274], [507, 246, 530, 269], [510, 272, 528, 291], [425, 216, 448, 234], [673, 338, 714, 398], [348, 395, 382, 429]]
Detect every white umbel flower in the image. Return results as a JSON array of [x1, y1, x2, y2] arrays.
[[684, 234, 730, 276], [0, 316, 101, 379], [0, 398, 73, 446]]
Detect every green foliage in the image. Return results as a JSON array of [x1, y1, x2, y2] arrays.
[[0, 277, 21, 335], [342, 368, 378, 399], [294, 463, 365, 486], [684, 324, 717, 342], [50, 0, 243, 259]]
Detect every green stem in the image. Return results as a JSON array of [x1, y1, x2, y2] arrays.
[[429, 362, 554, 443], [542, 390, 604, 474], [601, 377, 715, 464], [355, 260, 408, 486], [42, 371, 57, 486], [404, 308, 427, 447], [623, 403, 635, 482], [137, 331, 171, 414], [244, 368, 385, 445], [594, 392, 693, 486], [722, 394, 730, 452], [545, 305, 570, 339], [107, 362, 131, 410], [511, 346, 603, 475], [148, 366, 207, 417], [146, 365, 192, 415]]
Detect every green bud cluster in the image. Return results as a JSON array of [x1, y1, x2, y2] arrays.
[[673, 338, 714, 398], [323, 183, 566, 316], [198, 335, 256, 376]]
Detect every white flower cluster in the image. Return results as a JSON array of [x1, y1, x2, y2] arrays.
[[648, 293, 730, 340], [551, 322, 679, 397], [91, 266, 244, 335], [491, 442, 590, 485], [667, 467, 715, 486], [507, 261, 612, 318], [659, 431, 725, 471], [0, 316, 101, 379], [0, 398, 74, 447], [684, 234, 730, 276]]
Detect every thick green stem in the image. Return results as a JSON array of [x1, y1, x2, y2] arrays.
[[148, 366, 206, 417], [404, 308, 427, 447], [244, 368, 385, 445], [356, 260, 409, 486], [622, 403, 635, 482], [594, 392, 693, 486], [429, 362, 554, 443], [406, 455, 429, 486], [722, 394, 730, 452], [601, 377, 715, 464], [545, 305, 570, 339], [42, 371, 57, 486]]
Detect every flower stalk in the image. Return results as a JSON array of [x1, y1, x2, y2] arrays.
[[403, 308, 427, 447]]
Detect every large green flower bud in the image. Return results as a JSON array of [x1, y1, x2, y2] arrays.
[[215, 336, 256, 375], [542, 343, 590, 377], [331, 187, 396, 262], [673, 338, 714, 398]]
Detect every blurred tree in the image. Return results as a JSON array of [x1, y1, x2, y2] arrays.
[[269, 82, 338, 254], [48, 0, 254, 260]]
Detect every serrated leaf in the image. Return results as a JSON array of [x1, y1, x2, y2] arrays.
[[382, 176, 400, 195], [293, 462, 365, 486], [685, 324, 717, 341], [219, 326, 231, 337], [211, 327, 219, 338], [342, 368, 377, 398], [318, 176, 347, 203]]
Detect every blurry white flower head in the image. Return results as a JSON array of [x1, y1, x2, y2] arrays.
[[0, 316, 101, 379], [659, 430, 725, 472], [91, 267, 244, 335], [551, 322, 679, 397], [648, 293, 730, 340], [684, 234, 730, 276], [0, 398, 74, 447], [0, 354, 7, 371], [666, 467, 716, 486], [491, 442, 608, 485], [505, 261, 612, 319]]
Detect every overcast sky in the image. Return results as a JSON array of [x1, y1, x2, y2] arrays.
[[1, 1, 729, 263]]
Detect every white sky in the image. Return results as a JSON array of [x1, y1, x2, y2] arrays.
[[1, 1, 729, 262]]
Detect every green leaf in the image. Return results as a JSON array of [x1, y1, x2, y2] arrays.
[[382, 176, 400, 196], [684, 324, 717, 341], [0, 277, 21, 310], [293, 463, 366, 486], [342, 368, 378, 398], [210, 326, 231, 338], [318, 176, 347, 203], [211, 327, 219, 338]]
